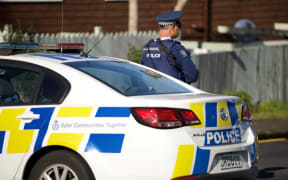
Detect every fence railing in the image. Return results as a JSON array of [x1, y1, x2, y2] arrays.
[[191, 42, 288, 103], [0, 30, 158, 59]]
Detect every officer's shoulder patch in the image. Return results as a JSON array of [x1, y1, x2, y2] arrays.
[[180, 49, 187, 57]]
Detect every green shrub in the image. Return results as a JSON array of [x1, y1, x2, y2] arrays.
[[223, 90, 253, 110], [127, 44, 142, 64]]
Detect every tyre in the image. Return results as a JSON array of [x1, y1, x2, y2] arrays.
[[231, 175, 257, 180], [243, 175, 257, 180], [28, 149, 94, 180]]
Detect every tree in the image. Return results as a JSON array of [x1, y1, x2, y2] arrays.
[[174, 0, 187, 11], [128, 0, 188, 34], [128, 0, 138, 34]]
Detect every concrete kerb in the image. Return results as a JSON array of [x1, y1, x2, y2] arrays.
[[252, 119, 288, 140]]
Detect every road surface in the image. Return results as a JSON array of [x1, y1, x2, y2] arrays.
[[256, 138, 288, 180]]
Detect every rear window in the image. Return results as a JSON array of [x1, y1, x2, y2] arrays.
[[65, 60, 192, 96]]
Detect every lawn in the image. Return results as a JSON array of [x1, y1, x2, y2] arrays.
[[252, 101, 288, 120]]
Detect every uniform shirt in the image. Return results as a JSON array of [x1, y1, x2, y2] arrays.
[[141, 38, 198, 84]]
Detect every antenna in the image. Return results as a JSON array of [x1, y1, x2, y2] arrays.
[[60, 1, 64, 53], [80, 35, 104, 58]]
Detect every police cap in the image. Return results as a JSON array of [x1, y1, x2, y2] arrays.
[[156, 11, 183, 28]]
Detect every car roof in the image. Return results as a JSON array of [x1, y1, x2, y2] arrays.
[[0, 53, 126, 65]]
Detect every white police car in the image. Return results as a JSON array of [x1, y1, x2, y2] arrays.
[[0, 43, 258, 180]]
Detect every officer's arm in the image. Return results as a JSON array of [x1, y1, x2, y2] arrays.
[[174, 46, 199, 83]]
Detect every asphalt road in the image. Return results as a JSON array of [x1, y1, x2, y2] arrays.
[[256, 139, 288, 180]]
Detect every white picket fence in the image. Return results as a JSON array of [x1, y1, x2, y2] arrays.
[[0, 27, 158, 58]]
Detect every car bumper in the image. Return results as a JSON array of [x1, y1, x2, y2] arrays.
[[173, 164, 258, 180]]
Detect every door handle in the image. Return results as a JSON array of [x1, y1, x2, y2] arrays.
[[17, 111, 40, 121]]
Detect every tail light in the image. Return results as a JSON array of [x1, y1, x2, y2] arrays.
[[130, 108, 201, 129], [241, 103, 252, 121]]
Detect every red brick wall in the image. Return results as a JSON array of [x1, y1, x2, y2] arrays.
[[0, 0, 129, 33], [0, 0, 287, 41]]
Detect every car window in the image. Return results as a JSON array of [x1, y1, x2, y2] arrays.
[[65, 60, 193, 96], [0, 61, 70, 106], [37, 73, 69, 104], [80, 66, 133, 94], [0, 67, 40, 105]]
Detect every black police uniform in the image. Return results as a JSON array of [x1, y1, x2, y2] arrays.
[[141, 11, 199, 84]]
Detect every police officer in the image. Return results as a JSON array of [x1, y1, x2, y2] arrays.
[[141, 11, 198, 84]]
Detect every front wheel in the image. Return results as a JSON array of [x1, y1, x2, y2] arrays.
[[28, 149, 95, 180]]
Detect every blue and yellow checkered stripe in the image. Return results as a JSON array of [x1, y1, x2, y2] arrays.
[[0, 107, 130, 154], [172, 145, 210, 179], [189, 101, 240, 128], [49, 107, 130, 153], [171, 101, 241, 179]]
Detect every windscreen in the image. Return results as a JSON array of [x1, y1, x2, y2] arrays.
[[65, 60, 193, 96]]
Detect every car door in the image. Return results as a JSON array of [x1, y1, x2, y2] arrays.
[[0, 60, 70, 179]]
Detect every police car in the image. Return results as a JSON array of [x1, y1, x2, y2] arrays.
[[0, 43, 258, 180]]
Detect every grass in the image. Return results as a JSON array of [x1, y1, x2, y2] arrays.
[[251, 101, 288, 120]]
